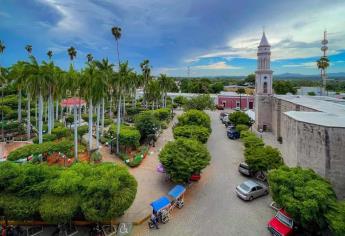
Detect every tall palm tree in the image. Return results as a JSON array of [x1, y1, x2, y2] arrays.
[[0, 40, 5, 141], [67, 46, 79, 161], [25, 45, 32, 56], [47, 50, 53, 60], [145, 80, 162, 109], [140, 59, 151, 107], [316, 56, 330, 93], [86, 53, 93, 63], [94, 58, 114, 136], [25, 56, 47, 144], [111, 26, 122, 154], [158, 74, 175, 108]]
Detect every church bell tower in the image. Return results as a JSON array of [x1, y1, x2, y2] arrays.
[[254, 32, 273, 131]]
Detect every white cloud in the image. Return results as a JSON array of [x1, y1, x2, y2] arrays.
[[194, 62, 241, 70], [187, 2, 345, 62]]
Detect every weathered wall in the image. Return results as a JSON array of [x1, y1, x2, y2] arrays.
[[281, 113, 345, 199], [255, 95, 273, 131]]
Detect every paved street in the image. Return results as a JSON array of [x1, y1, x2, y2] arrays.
[[132, 110, 274, 236]]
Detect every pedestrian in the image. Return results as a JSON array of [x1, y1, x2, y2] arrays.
[[150, 213, 159, 229]]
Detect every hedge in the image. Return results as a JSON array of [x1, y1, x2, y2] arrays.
[[119, 127, 141, 149], [0, 162, 137, 223], [7, 139, 74, 161], [33, 134, 57, 144], [77, 125, 88, 137], [173, 125, 210, 143], [52, 127, 71, 139], [177, 109, 211, 131], [154, 108, 171, 121]]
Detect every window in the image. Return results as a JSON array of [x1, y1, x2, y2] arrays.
[[263, 82, 268, 93]]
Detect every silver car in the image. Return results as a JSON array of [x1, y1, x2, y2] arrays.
[[238, 162, 253, 176], [235, 180, 268, 201]]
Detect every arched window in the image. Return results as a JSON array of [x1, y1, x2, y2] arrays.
[[263, 82, 268, 93]]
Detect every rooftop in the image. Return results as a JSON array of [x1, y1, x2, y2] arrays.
[[275, 95, 345, 127]]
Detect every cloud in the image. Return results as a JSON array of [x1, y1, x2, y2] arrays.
[[194, 62, 241, 70]]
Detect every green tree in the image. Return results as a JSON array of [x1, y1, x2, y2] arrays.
[[173, 96, 188, 107], [229, 111, 251, 126], [245, 146, 283, 173], [273, 80, 297, 95], [308, 91, 316, 96], [268, 166, 337, 233], [134, 111, 160, 142], [244, 73, 255, 85], [177, 109, 211, 131], [326, 201, 345, 236], [209, 82, 224, 93], [159, 138, 211, 183], [183, 94, 214, 110], [173, 125, 210, 143]]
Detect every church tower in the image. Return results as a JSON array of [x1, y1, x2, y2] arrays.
[[254, 32, 273, 131]]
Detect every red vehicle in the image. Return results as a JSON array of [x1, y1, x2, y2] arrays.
[[189, 173, 201, 181], [267, 209, 294, 236]]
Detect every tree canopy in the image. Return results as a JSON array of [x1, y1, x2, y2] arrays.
[[229, 111, 251, 126], [159, 138, 211, 183], [183, 94, 214, 111], [268, 166, 337, 233], [173, 125, 210, 143], [273, 80, 297, 95], [0, 162, 137, 223], [177, 109, 211, 131]]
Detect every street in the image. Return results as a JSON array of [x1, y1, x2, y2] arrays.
[[132, 110, 274, 236]]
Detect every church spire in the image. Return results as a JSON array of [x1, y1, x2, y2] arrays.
[[259, 31, 270, 47]]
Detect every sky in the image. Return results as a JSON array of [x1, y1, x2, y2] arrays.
[[1, 0, 345, 77]]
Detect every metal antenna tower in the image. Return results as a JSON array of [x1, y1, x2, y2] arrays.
[[321, 30, 328, 95]]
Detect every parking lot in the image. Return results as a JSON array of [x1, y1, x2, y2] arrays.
[[132, 110, 274, 236]]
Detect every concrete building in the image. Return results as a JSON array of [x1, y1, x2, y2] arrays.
[[255, 32, 345, 199], [217, 91, 254, 109]]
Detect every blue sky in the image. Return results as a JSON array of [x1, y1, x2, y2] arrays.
[[1, 0, 345, 77]]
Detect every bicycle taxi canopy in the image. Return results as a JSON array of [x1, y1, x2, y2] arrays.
[[150, 196, 171, 213], [168, 185, 186, 199]]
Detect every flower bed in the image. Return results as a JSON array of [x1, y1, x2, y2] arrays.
[[118, 146, 149, 168]]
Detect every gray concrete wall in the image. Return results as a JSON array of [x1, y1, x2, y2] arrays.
[[255, 95, 273, 131], [281, 113, 345, 199]]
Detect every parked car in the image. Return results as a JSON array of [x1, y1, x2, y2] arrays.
[[227, 128, 240, 139], [267, 209, 294, 236], [219, 112, 228, 122], [235, 180, 268, 201], [238, 162, 253, 176]]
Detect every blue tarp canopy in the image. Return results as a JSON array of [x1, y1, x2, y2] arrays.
[[150, 196, 171, 212], [168, 185, 186, 199]]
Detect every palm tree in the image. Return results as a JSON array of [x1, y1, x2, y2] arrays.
[[86, 53, 93, 63], [140, 59, 151, 107], [25, 56, 47, 144], [316, 56, 330, 93], [0, 40, 5, 141], [158, 74, 175, 108], [111, 26, 122, 154], [47, 50, 53, 60], [94, 58, 114, 136], [25, 45, 32, 56], [67, 46, 79, 161]]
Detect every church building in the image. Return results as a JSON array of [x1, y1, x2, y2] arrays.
[[254, 32, 345, 199]]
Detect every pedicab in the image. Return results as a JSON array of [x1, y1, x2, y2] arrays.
[[168, 185, 186, 209], [150, 196, 171, 226]]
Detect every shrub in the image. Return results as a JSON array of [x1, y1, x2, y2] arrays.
[[243, 135, 264, 149], [177, 109, 211, 131], [326, 201, 345, 236], [173, 125, 210, 143], [245, 146, 283, 173], [134, 111, 161, 141], [77, 125, 88, 137], [103, 118, 112, 126], [229, 111, 251, 126], [0, 162, 137, 223], [268, 166, 337, 233], [236, 124, 249, 133], [119, 128, 141, 149], [90, 151, 102, 162], [154, 108, 171, 121], [51, 127, 70, 139], [159, 138, 211, 183], [8, 139, 74, 161], [183, 94, 214, 111], [33, 134, 57, 144], [128, 155, 143, 167], [173, 96, 188, 107]]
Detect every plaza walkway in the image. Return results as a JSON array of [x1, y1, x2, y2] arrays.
[[132, 110, 274, 236], [99, 111, 182, 223]]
